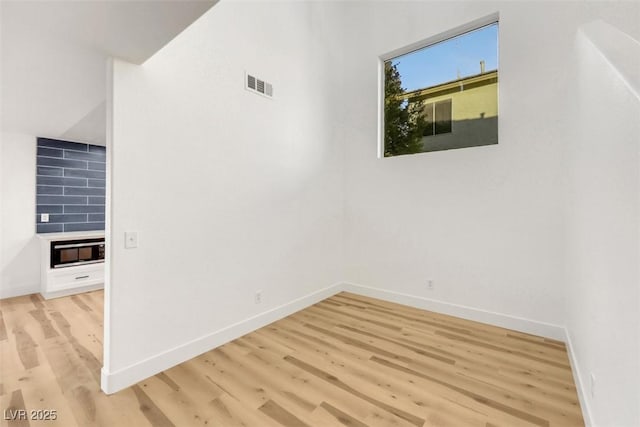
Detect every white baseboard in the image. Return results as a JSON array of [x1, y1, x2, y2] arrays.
[[564, 328, 594, 427], [0, 283, 40, 300], [342, 282, 566, 341], [102, 281, 575, 399], [101, 282, 343, 394], [42, 284, 104, 300], [343, 283, 592, 424]]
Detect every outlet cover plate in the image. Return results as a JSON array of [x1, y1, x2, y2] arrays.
[[125, 231, 138, 249]]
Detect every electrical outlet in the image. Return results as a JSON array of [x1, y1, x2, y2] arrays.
[[255, 290, 262, 304], [590, 373, 596, 397], [427, 279, 434, 290], [124, 231, 138, 249], [40, 213, 49, 223]]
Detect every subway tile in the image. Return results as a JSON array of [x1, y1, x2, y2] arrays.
[[64, 150, 106, 162], [37, 195, 87, 205], [64, 169, 105, 179], [88, 145, 106, 154], [64, 205, 105, 213], [87, 161, 106, 171], [64, 187, 105, 196], [37, 166, 64, 176], [35, 140, 106, 232], [37, 176, 87, 186], [36, 214, 87, 224], [37, 147, 63, 158], [87, 179, 106, 188], [37, 185, 63, 195], [37, 205, 63, 214], [37, 156, 87, 169], [87, 213, 105, 222], [37, 138, 88, 152], [88, 197, 105, 205], [37, 223, 64, 233], [64, 222, 105, 232], [35, 140, 107, 232]]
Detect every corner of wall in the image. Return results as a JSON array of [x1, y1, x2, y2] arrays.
[[563, 327, 594, 427], [1, 132, 41, 299]]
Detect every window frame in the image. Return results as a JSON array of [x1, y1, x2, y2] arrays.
[[377, 12, 500, 158]]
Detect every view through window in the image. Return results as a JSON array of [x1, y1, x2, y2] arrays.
[[383, 22, 499, 157]]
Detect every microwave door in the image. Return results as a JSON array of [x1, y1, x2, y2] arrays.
[[60, 248, 78, 263], [78, 247, 93, 261]]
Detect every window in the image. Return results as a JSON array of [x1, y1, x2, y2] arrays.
[[381, 16, 499, 157], [423, 99, 452, 137]]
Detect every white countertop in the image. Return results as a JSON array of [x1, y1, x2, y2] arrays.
[[37, 230, 105, 241]]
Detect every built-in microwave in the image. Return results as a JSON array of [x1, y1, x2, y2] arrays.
[[50, 238, 105, 268]]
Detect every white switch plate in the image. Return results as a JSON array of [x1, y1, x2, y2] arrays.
[[125, 231, 138, 249], [40, 213, 49, 223]]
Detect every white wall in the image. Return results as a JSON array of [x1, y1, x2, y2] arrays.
[[341, 0, 576, 331], [105, 1, 639, 424], [338, 3, 639, 425], [105, 1, 344, 391], [563, 21, 640, 427], [0, 132, 40, 298]]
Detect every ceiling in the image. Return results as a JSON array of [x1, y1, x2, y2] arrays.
[[1, 0, 217, 146]]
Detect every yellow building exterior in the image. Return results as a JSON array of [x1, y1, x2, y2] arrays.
[[404, 70, 498, 152]]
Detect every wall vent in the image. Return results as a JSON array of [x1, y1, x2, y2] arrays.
[[245, 72, 273, 99]]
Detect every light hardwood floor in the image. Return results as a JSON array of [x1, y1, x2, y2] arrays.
[[0, 290, 584, 426]]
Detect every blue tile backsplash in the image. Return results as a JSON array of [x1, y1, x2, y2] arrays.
[[36, 138, 106, 233]]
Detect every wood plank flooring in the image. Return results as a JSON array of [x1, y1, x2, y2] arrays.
[[0, 290, 584, 426]]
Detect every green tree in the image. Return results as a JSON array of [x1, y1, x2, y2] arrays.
[[384, 62, 427, 157]]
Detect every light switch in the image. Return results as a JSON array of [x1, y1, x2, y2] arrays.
[[125, 231, 138, 249], [40, 213, 49, 223]]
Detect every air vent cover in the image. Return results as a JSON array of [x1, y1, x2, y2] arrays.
[[245, 72, 273, 99]]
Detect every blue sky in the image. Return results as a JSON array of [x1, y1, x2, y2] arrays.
[[391, 23, 498, 92]]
